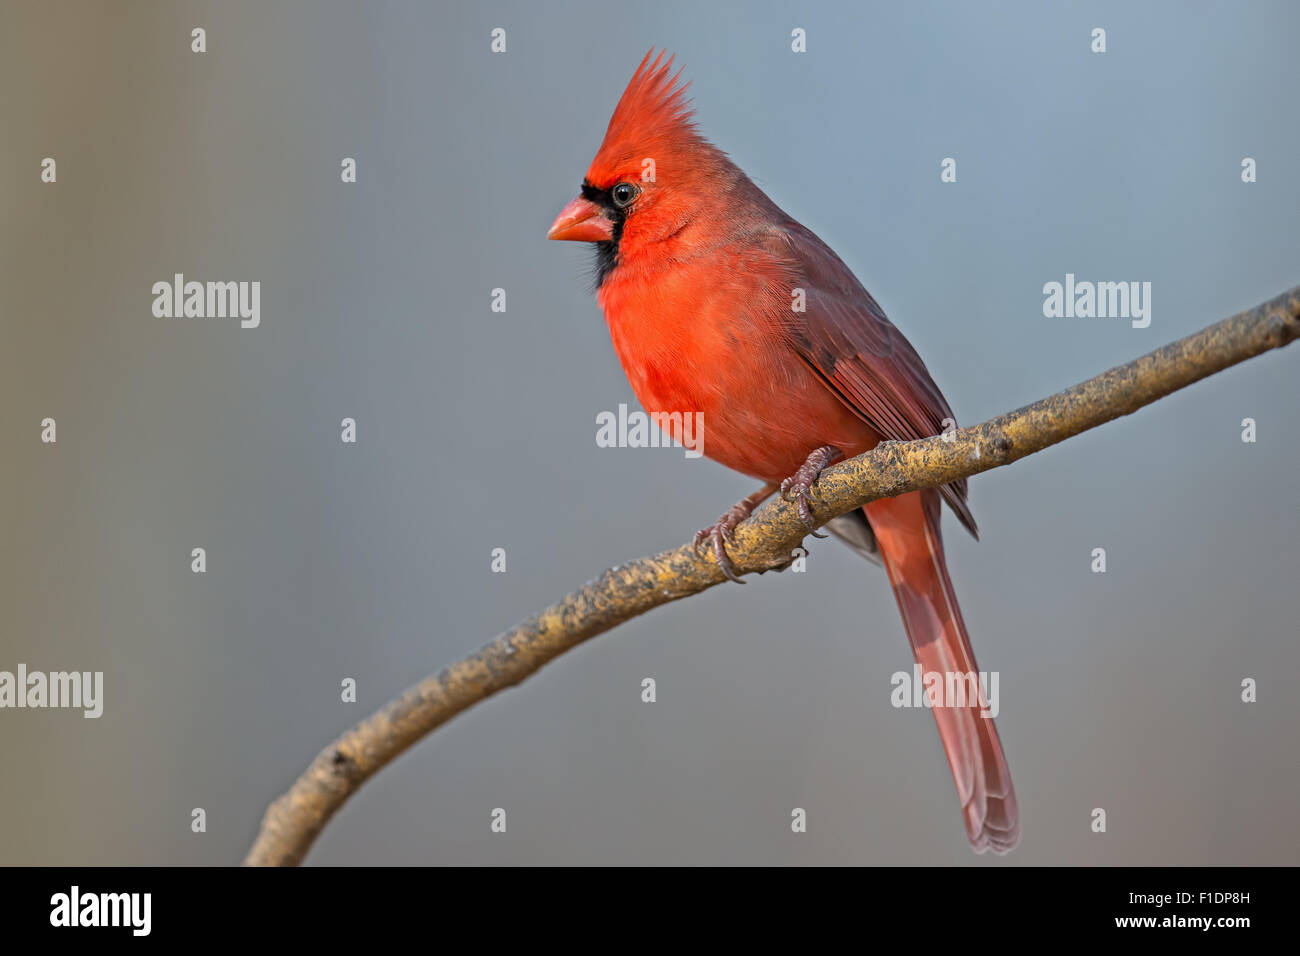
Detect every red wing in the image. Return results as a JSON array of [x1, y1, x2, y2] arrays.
[[775, 220, 978, 538]]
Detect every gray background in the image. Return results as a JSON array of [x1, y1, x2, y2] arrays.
[[2, 0, 1297, 865]]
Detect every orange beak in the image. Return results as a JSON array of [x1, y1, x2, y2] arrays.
[[546, 196, 614, 242]]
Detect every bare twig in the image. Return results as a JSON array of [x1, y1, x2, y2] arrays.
[[244, 286, 1300, 866]]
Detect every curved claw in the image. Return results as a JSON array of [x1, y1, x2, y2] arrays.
[[695, 517, 746, 583], [692, 486, 779, 585], [795, 498, 826, 537], [780, 478, 827, 537], [710, 533, 745, 584], [695, 524, 745, 583]]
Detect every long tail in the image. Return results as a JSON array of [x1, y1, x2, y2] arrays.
[[864, 490, 1020, 853]]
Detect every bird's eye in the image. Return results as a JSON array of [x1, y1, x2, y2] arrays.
[[611, 182, 639, 208]]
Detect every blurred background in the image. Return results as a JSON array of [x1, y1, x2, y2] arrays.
[[2, 0, 1297, 865]]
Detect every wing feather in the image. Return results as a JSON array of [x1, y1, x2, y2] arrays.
[[771, 220, 978, 538]]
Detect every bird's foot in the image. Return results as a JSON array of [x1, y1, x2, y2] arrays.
[[693, 484, 777, 583], [779, 445, 842, 537]]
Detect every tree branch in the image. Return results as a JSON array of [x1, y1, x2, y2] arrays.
[[244, 285, 1300, 866]]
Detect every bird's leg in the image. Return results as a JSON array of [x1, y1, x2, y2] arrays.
[[694, 483, 778, 583], [780, 445, 843, 537]]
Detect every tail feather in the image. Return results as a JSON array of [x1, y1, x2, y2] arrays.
[[864, 490, 1020, 854]]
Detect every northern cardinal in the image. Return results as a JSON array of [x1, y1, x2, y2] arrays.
[[548, 51, 1019, 854]]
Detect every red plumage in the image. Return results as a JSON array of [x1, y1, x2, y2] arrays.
[[549, 51, 1019, 853]]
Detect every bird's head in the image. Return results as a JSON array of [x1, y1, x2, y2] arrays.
[[547, 51, 731, 279]]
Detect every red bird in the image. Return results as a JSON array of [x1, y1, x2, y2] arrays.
[[548, 51, 1019, 854]]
